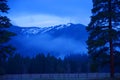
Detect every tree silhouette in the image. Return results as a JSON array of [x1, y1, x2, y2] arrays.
[[0, 0, 16, 74], [87, 0, 120, 78]]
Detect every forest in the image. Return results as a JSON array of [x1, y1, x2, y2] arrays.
[[0, 53, 120, 74], [1, 53, 88, 74]]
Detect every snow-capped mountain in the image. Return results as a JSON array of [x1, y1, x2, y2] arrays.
[[19, 23, 75, 34], [9, 23, 88, 57]]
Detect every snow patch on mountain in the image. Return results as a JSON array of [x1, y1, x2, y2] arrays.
[[21, 27, 42, 34], [56, 25, 64, 30], [41, 27, 53, 33], [20, 23, 72, 34]]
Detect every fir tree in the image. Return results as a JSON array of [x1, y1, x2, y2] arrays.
[[0, 0, 16, 74], [86, 0, 120, 78]]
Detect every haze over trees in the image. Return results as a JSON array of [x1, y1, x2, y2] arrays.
[[86, 0, 120, 78], [0, 0, 16, 74]]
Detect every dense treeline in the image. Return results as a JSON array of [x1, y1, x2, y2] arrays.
[[2, 53, 89, 74], [1, 53, 120, 74]]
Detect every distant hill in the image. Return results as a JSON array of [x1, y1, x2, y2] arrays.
[[8, 23, 88, 57]]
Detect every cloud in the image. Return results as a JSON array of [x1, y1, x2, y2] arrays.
[[10, 14, 79, 27], [8, 0, 92, 27]]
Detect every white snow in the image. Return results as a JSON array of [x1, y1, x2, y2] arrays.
[[56, 25, 64, 30], [41, 27, 53, 33]]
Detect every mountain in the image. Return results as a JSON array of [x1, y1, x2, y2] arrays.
[[8, 23, 88, 57]]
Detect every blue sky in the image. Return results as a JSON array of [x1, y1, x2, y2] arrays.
[[8, 0, 92, 27]]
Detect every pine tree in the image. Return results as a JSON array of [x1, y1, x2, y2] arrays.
[[0, 0, 16, 74], [86, 0, 120, 78]]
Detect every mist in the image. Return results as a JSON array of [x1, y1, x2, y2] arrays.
[[10, 33, 87, 57]]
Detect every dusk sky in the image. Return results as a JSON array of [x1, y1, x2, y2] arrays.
[[8, 0, 92, 27]]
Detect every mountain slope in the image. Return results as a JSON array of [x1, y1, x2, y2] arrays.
[[9, 23, 88, 57]]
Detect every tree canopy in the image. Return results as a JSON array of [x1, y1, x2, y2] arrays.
[[86, 0, 120, 78], [0, 0, 16, 74]]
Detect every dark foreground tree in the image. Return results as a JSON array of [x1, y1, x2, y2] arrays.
[[86, 0, 120, 78], [0, 0, 16, 74]]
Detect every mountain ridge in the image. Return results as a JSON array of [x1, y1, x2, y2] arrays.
[[9, 23, 88, 57]]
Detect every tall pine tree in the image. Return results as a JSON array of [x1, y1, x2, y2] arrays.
[[0, 0, 16, 74], [87, 0, 120, 78]]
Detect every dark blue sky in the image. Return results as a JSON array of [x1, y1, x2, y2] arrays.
[[8, 0, 92, 27]]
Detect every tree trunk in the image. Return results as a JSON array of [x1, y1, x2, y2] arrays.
[[108, 0, 114, 78], [109, 41, 114, 78]]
